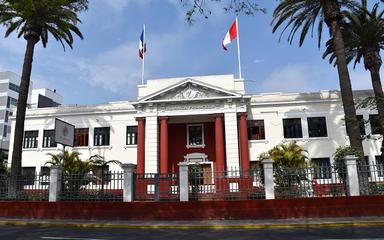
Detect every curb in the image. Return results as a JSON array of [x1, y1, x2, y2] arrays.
[[1, 220, 384, 230]]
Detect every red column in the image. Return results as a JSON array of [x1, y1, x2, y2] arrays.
[[159, 116, 169, 174], [136, 117, 145, 174], [214, 114, 225, 172], [238, 113, 250, 173]]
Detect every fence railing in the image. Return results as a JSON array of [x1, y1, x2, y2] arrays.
[[1, 156, 382, 202], [135, 173, 179, 201], [358, 164, 384, 196], [189, 168, 264, 201], [60, 171, 123, 201], [274, 165, 347, 199], [0, 173, 49, 201]]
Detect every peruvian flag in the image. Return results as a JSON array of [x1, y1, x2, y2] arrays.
[[139, 29, 146, 59], [222, 19, 237, 50]]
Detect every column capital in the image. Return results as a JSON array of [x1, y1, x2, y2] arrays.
[[237, 112, 247, 118], [159, 116, 169, 121], [135, 117, 146, 122], [213, 113, 224, 119]]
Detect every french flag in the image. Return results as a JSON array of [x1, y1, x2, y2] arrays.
[[222, 19, 237, 50], [139, 29, 146, 59]]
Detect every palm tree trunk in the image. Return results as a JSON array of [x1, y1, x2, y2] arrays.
[[329, 19, 364, 155], [8, 39, 36, 197]]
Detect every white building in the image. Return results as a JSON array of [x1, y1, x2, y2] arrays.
[[8, 74, 384, 174], [30, 88, 63, 108]]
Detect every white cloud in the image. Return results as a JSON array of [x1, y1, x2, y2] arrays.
[[98, 0, 153, 14], [253, 59, 265, 64], [258, 63, 319, 93]]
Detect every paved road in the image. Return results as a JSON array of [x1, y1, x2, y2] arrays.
[[1, 225, 384, 240]]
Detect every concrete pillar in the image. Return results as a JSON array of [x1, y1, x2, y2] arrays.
[[224, 112, 240, 169], [159, 117, 169, 174], [123, 164, 136, 202], [214, 113, 225, 172], [178, 162, 189, 202], [136, 117, 145, 174], [262, 159, 275, 200], [344, 155, 360, 196], [238, 113, 250, 173], [145, 115, 159, 173], [49, 166, 63, 202]]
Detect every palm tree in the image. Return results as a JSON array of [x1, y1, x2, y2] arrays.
[[272, 0, 364, 155], [0, 0, 87, 194], [323, 1, 384, 148], [46, 150, 94, 175]]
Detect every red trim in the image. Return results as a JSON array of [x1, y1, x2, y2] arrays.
[[1, 196, 384, 220], [214, 114, 225, 172], [160, 117, 169, 174], [136, 117, 145, 174], [238, 113, 250, 172]]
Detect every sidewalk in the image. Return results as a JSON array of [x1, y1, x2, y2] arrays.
[[1, 217, 384, 229]]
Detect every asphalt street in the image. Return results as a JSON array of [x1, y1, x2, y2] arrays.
[[1, 225, 384, 240]]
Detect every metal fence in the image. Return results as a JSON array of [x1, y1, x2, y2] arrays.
[[60, 171, 123, 201], [274, 165, 347, 199], [135, 173, 179, 201], [0, 173, 49, 201], [358, 164, 384, 196], [188, 168, 264, 201]]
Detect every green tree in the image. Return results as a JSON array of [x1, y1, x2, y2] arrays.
[[0, 0, 87, 194], [260, 141, 309, 197], [272, 0, 364, 156], [46, 151, 94, 175], [323, 1, 384, 154]]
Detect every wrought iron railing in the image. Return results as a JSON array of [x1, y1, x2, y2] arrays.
[[274, 165, 347, 199], [60, 171, 123, 201], [135, 173, 179, 201], [188, 167, 264, 201], [0, 173, 49, 201], [358, 164, 384, 196]]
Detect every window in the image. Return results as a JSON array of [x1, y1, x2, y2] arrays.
[[369, 114, 382, 135], [43, 130, 56, 148], [74, 128, 89, 147], [247, 120, 265, 140], [7, 97, 17, 108], [187, 125, 204, 146], [312, 158, 331, 179], [2, 125, 6, 137], [22, 167, 35, 186], [4, 110, 10, 123], [283, 118, 303, 138], [9, 83, 19, 93], [376, 156, 384, 177], [126, 126, 137, 145], [307, 117, 327, 138], [23, 130, 38, 148], [94, 127, 110, 146], [40, 166, 50, 185], [357, 115, 366, 135]]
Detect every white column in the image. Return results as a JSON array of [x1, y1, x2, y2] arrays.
[[145, 115, 158, 173], [344, 155, 360, 196], [262, 159, 275, 200], [224, 112, 240, 170], [122, 164, 136, 202], [178, 162, 189, 202], [49, 166, 63, 202]]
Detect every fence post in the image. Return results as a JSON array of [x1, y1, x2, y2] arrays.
[[123, 164, 136, 202], [344, 155, 360, 196], [49, 166, 63, 202], [262, 159, 275, 200], [178, 162, 189, 202]]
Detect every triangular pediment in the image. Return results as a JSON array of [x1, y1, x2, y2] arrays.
[[138, 78, 242, 103]]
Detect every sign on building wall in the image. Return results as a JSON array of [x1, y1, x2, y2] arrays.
[[54, 118, 74, 147]]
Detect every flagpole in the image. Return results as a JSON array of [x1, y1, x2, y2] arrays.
[[141, 24, 145, 85], [235, 17, 242, 79]]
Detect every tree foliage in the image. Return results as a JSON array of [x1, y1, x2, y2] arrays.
[[180, 0, 265, 23]]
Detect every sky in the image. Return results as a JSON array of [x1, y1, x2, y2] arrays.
[[0, 0, 382, 105]]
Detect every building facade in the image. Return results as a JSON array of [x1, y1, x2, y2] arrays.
[[8, 74, 384, 174]]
